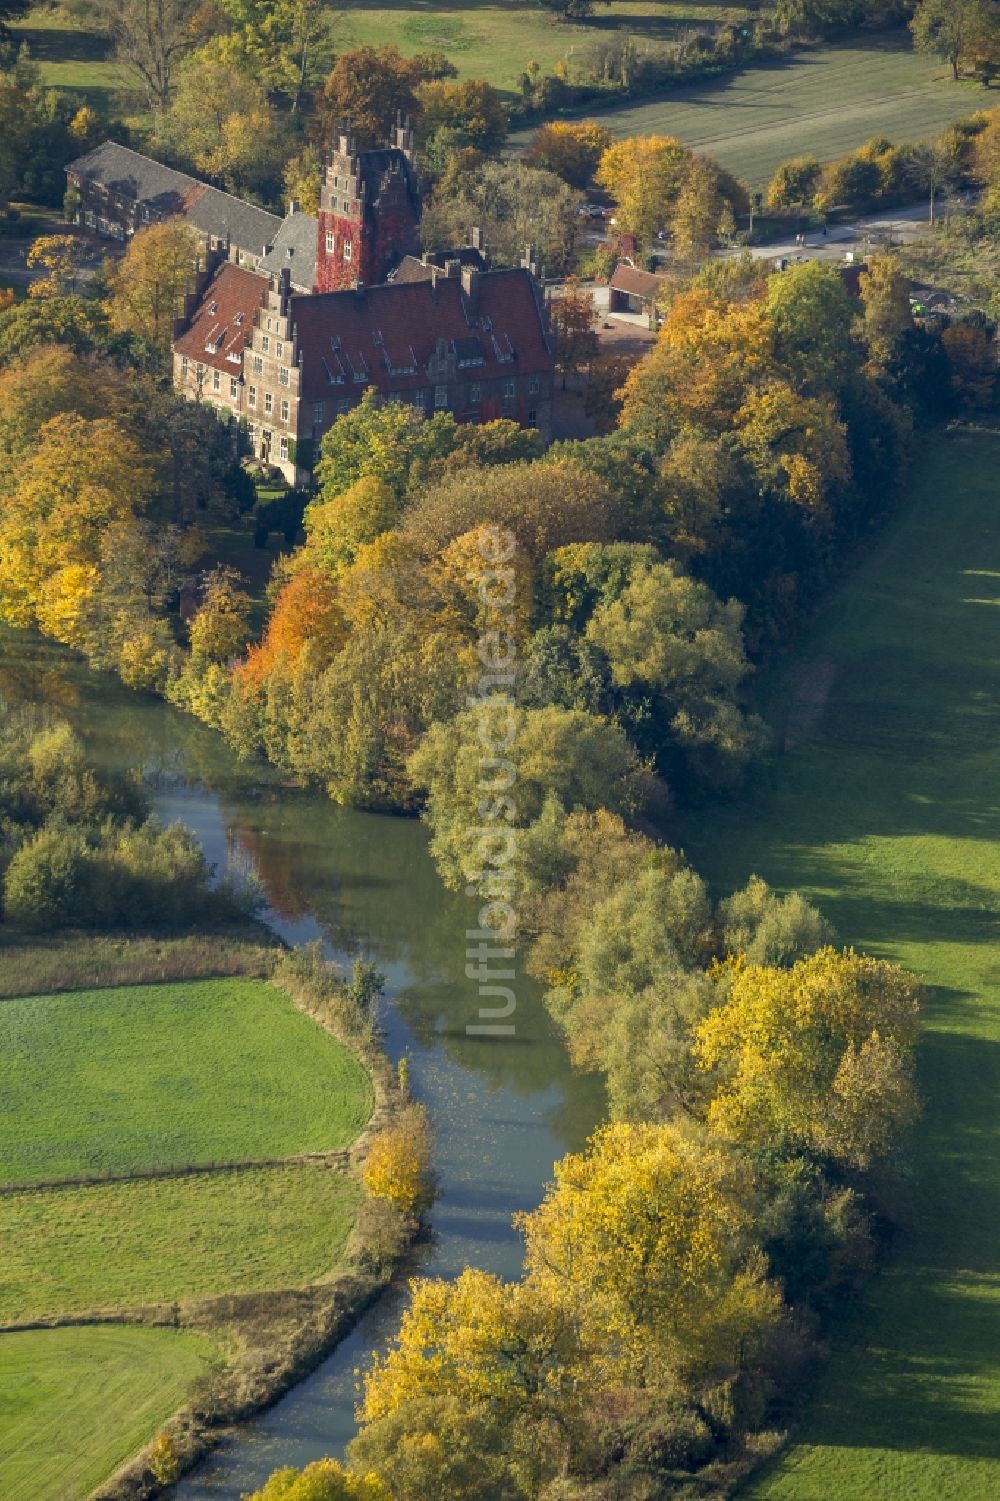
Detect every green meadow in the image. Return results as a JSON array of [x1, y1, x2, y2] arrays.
[[678, 432, 1000, 1498], [0, 1164, 361, 1322], [512, 34, 983, 184], [0, 977, 373, 1184], [0, 1326, 217, 1501]]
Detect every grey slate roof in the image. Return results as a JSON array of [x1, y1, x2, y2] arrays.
[[67, 141, 281, 255], [258, 208, 318, 291]]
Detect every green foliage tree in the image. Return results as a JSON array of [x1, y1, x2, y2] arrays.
[[316, 389, 458, 500]]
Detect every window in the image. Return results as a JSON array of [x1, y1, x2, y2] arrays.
[[280, 398, 289, 422], [503, 379, 516, 399], [528, 409, 538, 426], [212, 369, 220, 392], [195, 363, 205, 381], [343, 240, 352, 262], [313, 401, 324, 425], [528, 375, 540, 395], [248, 386, 257, 409], [279, 367, 289, 387], [181, 356, 189, 380], [261, 335, 270, 354], [413, 389, 427, 409], [252, 355, 263, 376], [276, 341, 283, 360], [336, 399, 351, 415], [230, 377, 238, 400], [279, 435, 289, 461], [248, 423, 257, 443], [469, 382, 481, 404], [435, 385, 448, 409], [325, 231, 335, 253], [264, 392, 273, 415]]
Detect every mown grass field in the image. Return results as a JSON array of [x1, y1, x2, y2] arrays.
[[678, 432, 1000, 1498], [0, 1164, 361, 1321], [11, 8, 125, 105], [0, 978, 373, 1183], [513, 35, 983, 184], [0, 1325, 217, 1501]]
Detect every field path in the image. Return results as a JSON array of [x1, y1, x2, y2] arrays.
[[679, 432, 1000, 1499]]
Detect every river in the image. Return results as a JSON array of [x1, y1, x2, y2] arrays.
[[0, 628, 606, 1497]]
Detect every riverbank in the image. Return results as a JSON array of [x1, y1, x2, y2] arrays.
[[679, 429, 1000, 1499]]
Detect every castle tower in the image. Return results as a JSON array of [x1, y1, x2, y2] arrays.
[[315, 120, 421, 293]]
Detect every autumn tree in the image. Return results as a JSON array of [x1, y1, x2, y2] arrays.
[[766, 154, 822, 209], [416, 78, 508, 159], [217, 0, 333, 111], [164, 41, 288, 195], [597, 135, 692, 246], [408, 703, 651, 891], [423, 160, 582, 274], [246, 1461, 391, 1501], [316, 389, 459, 499], [26, 235, 84, 298], [695, 948, 922, 1170], [524, 119, 611, 187], [671, 157, 724, 264], [91, 0, 208, 111], [105, 220, 202, 358], [363, 1103, 434, 1216], [188, 566, 252, 663], [764, 259, 856, 393], [911, 0, 997, 79], [858, 253, 914, 371], [737, 380, 852, 517], [548, 276, 599, 388], [301, 476, 401, 573], [317, 45, 423, 149], [583, 350, 637, 433]]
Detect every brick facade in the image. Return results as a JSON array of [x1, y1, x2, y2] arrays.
[[314, 124, 421, 294]]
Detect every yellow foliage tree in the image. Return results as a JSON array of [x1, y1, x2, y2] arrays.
[[246, 1458, 391, 1501], [26, 235, 84, 298], [363, 1104, 433, 1216], [596, 135, 692, 245], [106, 219, 203, 357], [736, 380, 852, 518], [695, 948, 921, 1169]]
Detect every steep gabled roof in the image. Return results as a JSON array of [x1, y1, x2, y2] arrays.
[[259, 209, 319, 291], [67, 141, 281, 252], [173, 262, 268, 375], [291, 269, 552, 401]]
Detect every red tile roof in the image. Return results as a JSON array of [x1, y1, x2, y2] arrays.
[[609, 262, 669, 299], [291, 269, 552, 401], [174, 262, 267, 374]]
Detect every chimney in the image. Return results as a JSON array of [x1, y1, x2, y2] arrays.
[[471, 225, 483, 253], [461, 264, 480, 311], [287, 198, 300, 216]]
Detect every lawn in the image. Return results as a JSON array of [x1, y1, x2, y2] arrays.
[[0, 1325, 218, 1501], [0, 978, 373, 1184], [0, 1163, 361, 1321], [11, 8, 128, 105], [512, 34, 984, 185], [335, 0, 759, 94], [676, 432, 1000, 1498]]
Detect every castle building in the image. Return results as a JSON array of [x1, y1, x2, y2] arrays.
[[172, 256, 555, 482], [314, 122, 421, 293]]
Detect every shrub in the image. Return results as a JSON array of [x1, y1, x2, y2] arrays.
[[3, 826, 89, 928], [363, 1104, 434, 1217]]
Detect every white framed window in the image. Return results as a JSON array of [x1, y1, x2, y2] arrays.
[[252, 355, 263, 376], [261, 335, 270, 354], [528, 409, 538, 426], [470, 382, 481, 404], [343, 240, 352, 262], [528, 375, 540, 395], [248, 386, 257, 409], [280, 398, 289, 422], [276, 341, 283, 360], [181, 356, 189, 379], [435, 384, 448, 408], [325, 231, 335, 253], [413, 388, 427, 409], [313, 401, 324, 425], [264, 392, 273, 415], [212, 369, 220, 392], [230, 377, 238, 399], [504, 379, 516, 399], [279, 435, 289, 460], [195, 362, 204, 381], [247, 422, 257, 443], [279, 367, 289, 387]]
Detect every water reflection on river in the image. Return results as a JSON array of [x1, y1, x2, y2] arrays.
[[0, 630, 605, 1496]]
